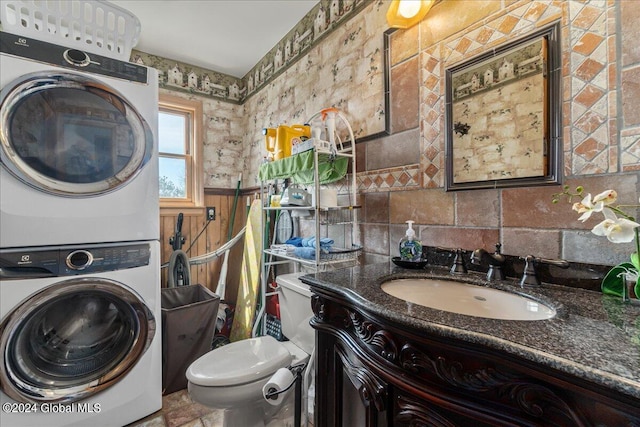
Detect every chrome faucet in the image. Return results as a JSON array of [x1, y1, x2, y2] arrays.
[[471, 244, 506, 281], [520, 255, 570, 287]]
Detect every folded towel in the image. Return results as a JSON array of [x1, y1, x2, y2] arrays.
[[314, 237, 334, 247], [270, 244, 296, 255], [285, 237, 303, 247], [294, 247, 316, 259], [291, 237, 335, 255], [307, 237, 333, 253]]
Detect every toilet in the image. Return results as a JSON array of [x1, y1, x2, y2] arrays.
[[186, 273, 314, 426]]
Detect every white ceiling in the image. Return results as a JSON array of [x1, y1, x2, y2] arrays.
[[110, 0, 319, 78]]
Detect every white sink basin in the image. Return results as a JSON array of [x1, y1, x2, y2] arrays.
[[381, 278, 556, 321]]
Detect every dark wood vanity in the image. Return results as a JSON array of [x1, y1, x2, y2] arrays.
[[303, 263, 640, 426]]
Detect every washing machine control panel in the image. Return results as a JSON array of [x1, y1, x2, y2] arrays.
[[0, 31, 148, 83], [0, 243, 151, 279]]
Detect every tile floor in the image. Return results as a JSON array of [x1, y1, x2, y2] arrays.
[[127, 388, 314, 427], [126, 389, 224, 427]]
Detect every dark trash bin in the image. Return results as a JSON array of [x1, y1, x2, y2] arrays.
[[161, 284, 220, 395]]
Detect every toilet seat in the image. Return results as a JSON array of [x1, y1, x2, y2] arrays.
[[187, 335, 292, 387]]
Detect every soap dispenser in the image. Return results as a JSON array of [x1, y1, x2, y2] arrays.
[[399, 220, 422, 261]]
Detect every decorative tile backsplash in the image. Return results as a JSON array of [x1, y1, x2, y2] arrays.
[[134, 0, 639, 189], [357, 165, 421, 193], [356, 0, 638, 265], [567, 0, 615, 175], [138, 0, 638, 267]]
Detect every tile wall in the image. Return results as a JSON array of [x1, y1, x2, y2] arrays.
[[364, 0, 639, 267], [239, 0, 638, 267], [159, 0, 639, 268]]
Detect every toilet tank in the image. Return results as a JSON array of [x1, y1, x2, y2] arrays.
[[276, 273, 314, 355]]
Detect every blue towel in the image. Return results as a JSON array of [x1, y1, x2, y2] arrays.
[[312, 237, 333, 253], [292, 237, 334, 255], [285, 237, 303, 247], [321, 238, 333, 245], [302, 237, 334, 249], [294, 247, 316, 259]]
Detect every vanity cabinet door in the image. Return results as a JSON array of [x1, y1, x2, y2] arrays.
[[315, 330, 390, 427]]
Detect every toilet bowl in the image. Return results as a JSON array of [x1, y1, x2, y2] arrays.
[[186, 273, 313, 427]]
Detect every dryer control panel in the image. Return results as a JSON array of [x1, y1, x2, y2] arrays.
[[0, 243, 151, 280]]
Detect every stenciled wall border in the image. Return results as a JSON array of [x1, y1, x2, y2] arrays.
[[131, 0, 370, 105]]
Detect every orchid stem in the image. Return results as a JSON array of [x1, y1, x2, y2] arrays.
[[635, 228, 640, 264]]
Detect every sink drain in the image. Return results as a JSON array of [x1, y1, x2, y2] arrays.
[[474, 296, 487, 301]]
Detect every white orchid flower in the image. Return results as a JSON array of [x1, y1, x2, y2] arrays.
[[591, 209, 640, 243], [572, 190, 617, 222], [592, 189, 617, 205], [572, 193, 604, 222]]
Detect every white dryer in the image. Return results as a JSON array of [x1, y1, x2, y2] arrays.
[[0, 31, 159, 248], [0, 240, 161, 427]]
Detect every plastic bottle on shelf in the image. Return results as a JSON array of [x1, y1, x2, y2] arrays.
[[399, 220, 422, 262]]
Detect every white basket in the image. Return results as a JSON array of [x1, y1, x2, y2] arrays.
[[0, 0, 141, 60]]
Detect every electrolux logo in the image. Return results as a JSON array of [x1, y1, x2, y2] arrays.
[[14, 37, 29, 47]]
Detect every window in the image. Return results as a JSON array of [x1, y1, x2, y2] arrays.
[[158, 94, 203, 208]]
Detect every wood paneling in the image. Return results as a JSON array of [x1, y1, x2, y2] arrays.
[[159, 190, 253, 305]]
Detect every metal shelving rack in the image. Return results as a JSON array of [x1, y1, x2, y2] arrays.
[[253, 109, 361, 338]]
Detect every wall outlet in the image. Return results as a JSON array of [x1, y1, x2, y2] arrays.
[[206, 207, 216, 221]]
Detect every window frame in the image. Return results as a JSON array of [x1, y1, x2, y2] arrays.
[[158, 94, 203, 210]]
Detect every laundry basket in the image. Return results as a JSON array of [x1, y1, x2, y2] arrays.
[[161, 284, 220, 395], [0, 0, 141, 60]]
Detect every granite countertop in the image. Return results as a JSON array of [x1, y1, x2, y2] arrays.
[[300, 261, 640, 400]]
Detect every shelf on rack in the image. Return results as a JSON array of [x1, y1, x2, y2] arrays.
[[258, 150, 348, 185], [264, 245, 361, 265], [262, 205, 361, 211]]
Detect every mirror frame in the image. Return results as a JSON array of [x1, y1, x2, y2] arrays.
[[444, 22, 562, 191]]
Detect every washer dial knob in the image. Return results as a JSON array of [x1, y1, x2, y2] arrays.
[[63, 49, 91, 67], [66, 250, 94, 270]]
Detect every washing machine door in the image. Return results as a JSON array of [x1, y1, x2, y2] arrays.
[[0, 71, 153, 196], [0, 278, 155, 403]]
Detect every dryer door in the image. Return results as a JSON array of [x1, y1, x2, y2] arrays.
[[0, 278, 155, 403], [0, 71, 153, 197]]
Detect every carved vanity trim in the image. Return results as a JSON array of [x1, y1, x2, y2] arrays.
[[310, 292, 640, 427]]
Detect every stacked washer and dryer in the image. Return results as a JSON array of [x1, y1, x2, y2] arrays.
[[0, 6, 162, 426]]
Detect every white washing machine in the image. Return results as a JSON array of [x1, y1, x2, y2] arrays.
[[0, 240, 162, 427], [0, 31, 159, 249]]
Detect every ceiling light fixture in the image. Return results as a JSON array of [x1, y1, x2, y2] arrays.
[[386, 0, 435, 29]]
